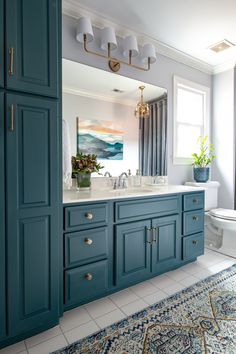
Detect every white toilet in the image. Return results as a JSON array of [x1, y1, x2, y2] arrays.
[[185, 181, 236, 258]]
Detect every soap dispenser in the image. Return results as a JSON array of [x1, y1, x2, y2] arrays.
[[133, 169, 141, 187], [127, 169, 132, 188]]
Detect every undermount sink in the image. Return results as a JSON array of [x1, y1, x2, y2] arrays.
[[109, 188, 154, 195]]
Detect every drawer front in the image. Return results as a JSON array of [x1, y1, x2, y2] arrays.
[[183, 210, 204, 235], [183, 192, 204, 211], [65, 260, 109, 306], [64, 203, 108, 231], [115, 195, 180, 222], [65, 227, 109, 268], [183, 233, 204, 260]]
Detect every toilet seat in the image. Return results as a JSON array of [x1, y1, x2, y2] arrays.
[[209, 208, 236, 221]]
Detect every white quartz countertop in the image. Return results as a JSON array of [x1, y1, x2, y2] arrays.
[[63, 185, 205, 204]]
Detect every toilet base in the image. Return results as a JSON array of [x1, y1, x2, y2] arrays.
[[205, 242, 236, 258], [205, 218, 236, 258]]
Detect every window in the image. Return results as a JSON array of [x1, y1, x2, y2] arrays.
[[173, 76, 210, 165]]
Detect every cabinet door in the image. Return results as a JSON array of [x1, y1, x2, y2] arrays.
[[0, 91, 6, 339], [5, 0, 60, 97], [152, 215, 181, 274], [6, 93, 60, 336], [0, 0, 3, 87], [115, 220, 151, 287]]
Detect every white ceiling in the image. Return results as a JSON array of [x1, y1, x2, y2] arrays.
[[63, 59, 167, 105], [63, 0, 236, 73]]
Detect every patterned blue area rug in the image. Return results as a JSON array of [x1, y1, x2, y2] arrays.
[[53, 265, 236, 353]]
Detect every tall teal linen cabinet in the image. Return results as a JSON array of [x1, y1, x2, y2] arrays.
[[0, 0, 61, 347]]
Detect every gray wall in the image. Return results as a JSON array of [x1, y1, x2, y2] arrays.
[[211, 69, 235, 208], [62, 14, 212, 184]]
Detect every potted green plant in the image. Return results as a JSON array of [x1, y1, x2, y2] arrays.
[[192, 136, 216, 183], [71, 153, 104, 190]]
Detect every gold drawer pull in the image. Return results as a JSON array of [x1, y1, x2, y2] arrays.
[[84, 238, 93, 245], [85, 212, 93, 220], [8, 47, 14, 76], [85, 273, 93, 281], [192, 240, 198, 245], [192, 216, 199, 221], [193, 199, 199, 204]]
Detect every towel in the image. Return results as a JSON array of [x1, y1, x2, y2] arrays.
[[62, 119, 72, 189]]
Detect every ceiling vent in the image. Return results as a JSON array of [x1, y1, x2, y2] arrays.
[[209, 39, 235, 53]]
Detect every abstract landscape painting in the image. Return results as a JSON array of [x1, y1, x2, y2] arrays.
[[77, 118, 124, 160]]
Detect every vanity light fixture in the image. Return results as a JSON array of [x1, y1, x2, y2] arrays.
[[134, 86, 150, 119], [76, 17, 157, 73]]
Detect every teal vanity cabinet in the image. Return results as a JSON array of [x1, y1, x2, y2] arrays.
[[0, 91, 6, 340], [5, 93, 60, 337], [5, 0, 59, 98], [0, 0, 3, 87], [182, 193, 205, 260], [63, 191, 204, 309]]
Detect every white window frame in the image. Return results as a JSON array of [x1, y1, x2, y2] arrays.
[[173, 76, 210, 165]]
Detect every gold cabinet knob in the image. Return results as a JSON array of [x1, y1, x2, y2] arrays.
[[85, 212, 93, 220], [192, 216, 199, 221], [192, 240, 198, 245], [84, 238, 93, 245], [85, 273, 93, 281]]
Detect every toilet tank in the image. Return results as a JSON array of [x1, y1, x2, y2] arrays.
[[185, 181, 220, 211]]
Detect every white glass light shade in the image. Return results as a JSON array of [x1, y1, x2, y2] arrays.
[[142, 43, 157, 64], [76, 17, 94, 43], [101, 27, 117, 51], [123, 35, 139, 57]]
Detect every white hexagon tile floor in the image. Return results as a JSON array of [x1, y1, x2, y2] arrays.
[[0, 248, 235, 354]]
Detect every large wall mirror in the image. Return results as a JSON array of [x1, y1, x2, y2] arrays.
[[62, 59, 167, 177]]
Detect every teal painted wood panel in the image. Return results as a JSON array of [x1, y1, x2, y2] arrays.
[[65, 260, 109, 307], [5, 0, 59, 97], [0, 0, 3, 87], [64, 203, 108, 231], [183, 210, 204, 235], [183, 192, 204, 211], [115, 220, 151, 287], [65, 227, 109, 268], [183, 233, 204, 261], [6, 93, 60, 336], [0, 91, 6, 339], [115, 195, 180, 223], [152, 214, 181, 274]]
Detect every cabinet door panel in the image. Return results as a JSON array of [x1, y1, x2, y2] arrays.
[[115, 220, 151, 287], [0, 91, 6, 339], [152, 215, 181, 274], [0, 0, 3, 87], [6, 93, 60, 336], [5, 0, 59, 97]]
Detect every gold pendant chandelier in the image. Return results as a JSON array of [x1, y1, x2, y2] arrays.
[[134, 86, 150, 119]]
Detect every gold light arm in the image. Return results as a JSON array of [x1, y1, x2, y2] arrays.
[[83, 35, 151, 72]]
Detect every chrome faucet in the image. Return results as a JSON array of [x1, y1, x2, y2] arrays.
[[117, 172, 128, 189], [104, 171, 112, 177]]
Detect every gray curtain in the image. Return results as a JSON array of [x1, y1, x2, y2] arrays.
[[139, 95, 167, 176]]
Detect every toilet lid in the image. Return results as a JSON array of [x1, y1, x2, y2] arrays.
[[209, 208, 236, 221]]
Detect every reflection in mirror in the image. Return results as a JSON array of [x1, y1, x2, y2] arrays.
[[62, 59, 167, 180]]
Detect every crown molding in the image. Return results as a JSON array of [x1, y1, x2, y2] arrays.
[[213, 59, 236, 74], [63, 86, 136, 107], [62, 0, 214, 75]]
